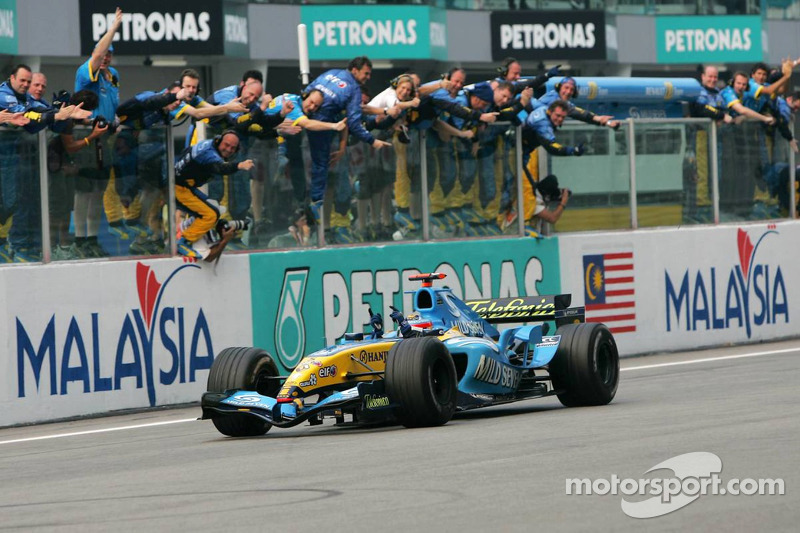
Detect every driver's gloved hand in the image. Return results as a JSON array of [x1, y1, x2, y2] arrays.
[[389, 306, 412, 337], [368, 307, 384, 338]]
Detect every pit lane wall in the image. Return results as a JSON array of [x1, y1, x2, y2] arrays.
[[2, 223, 798, 427]]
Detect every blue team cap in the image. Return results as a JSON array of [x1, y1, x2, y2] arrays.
[[469, 82, 494, 104], [558, 76, 576, 88], [95, 42, 114, 53]]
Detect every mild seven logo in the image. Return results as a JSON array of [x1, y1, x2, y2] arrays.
[[16, 262, 211, 407], [275, 268, 309, 369], [665, 227, 788, 338]]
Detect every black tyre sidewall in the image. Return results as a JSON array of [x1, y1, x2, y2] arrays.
[[386, 337, 457, 427], [550, 323, 619, 406], [207, 347, 278, 436]]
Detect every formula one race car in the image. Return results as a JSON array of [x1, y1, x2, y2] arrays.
[[201, 272, 619, 437]]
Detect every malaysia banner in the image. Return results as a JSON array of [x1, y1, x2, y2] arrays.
[[582, 251, 636, 334]]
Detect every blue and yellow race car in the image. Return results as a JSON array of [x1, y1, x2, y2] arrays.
[[201, 272, 619, 437]]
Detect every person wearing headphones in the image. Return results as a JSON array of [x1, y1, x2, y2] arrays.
[[534, 77, 619, 129], [252, 88, 350, 245], [355, 75, 420, 242], [113, 83, 235, 256], [720, 72, 777, 124], [513, 76, 620, 223], [170, 69, 248, 124], [449, 80, 525, 236], [174, 130, 255, 258], [200, 73, 293, 249], [421, 68, 467, 235], [391, 79, 502, 239], [684, 65, 733, 223], [718, 71, 778, 219], [516, 100, 586, 236], [496, 57, 560, 96], [492, 58, 560, 236], [0, 65, 91, 262]]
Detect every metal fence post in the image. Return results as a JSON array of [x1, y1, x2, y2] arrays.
[[38, 130, 51, 263], [791, 141, 796, 220], [420, 129, 429, 241], [166, 125, 177, 256], [516, 125, 525, 236], [627, 119, 638, 229], [710, 120, 719, 224]]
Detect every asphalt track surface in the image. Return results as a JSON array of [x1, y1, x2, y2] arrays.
[[1, 341, 798, 532]]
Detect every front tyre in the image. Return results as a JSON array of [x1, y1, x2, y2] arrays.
[[549, 323, 619, 407], [385, 337, 457, 428], [206, 347, 280, 437]]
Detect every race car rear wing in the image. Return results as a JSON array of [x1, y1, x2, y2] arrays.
[[463, 294, 584, 327]]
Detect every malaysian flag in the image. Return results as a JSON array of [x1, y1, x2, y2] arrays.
[[582, 252, 636, 334]]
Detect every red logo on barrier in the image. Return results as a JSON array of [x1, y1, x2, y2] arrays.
[[136, 263, 162, 329], [737, 229, 754, 282]]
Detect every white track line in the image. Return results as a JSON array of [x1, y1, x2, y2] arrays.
[[1, 347, 797, 446], [0, 418, 196, 446], [622, 347, 800, 372]]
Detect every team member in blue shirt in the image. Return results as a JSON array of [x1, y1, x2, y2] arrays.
[[170, 69, 247, 126], [74, 7, 130, 242], [303, 56, 392, 223], [743, 61, 793, 114], [447, 81, 521, 235], [174, 131, 255, 258], [203, 76, 291, 249], [775, 92, 799, 153], [113, 85, 200, 255], [685, 66, 734, 222], [720, 72, 776, 124], [519, 100, 585, 236], [533, 77, 619, 129], [0, 65, 90, 262]]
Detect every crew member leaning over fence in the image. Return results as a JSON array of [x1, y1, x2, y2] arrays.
[[174, 131, 255, 259], [685, 66, 734, 222], [446, 81, 522, 236], [392, 81, 498, 238], [0, 64, 90, 262], [519, 100, 584, 237], [303, 56, 392, 226]]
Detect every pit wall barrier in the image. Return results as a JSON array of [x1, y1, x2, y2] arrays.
[[3, 222, 797, 426], [558, 221, 798, 355], [2, 256, 253, 427]]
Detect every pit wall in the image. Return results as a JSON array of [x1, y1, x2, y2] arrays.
[[2, 222, 796, 427]]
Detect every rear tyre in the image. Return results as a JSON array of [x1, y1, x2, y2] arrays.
[[549, 323, 619, 407], [207, 347, 280, 437], [385, 337, 457, 428]]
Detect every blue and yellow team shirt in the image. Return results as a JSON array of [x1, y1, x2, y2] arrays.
[[74, 58, 119, 121]]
